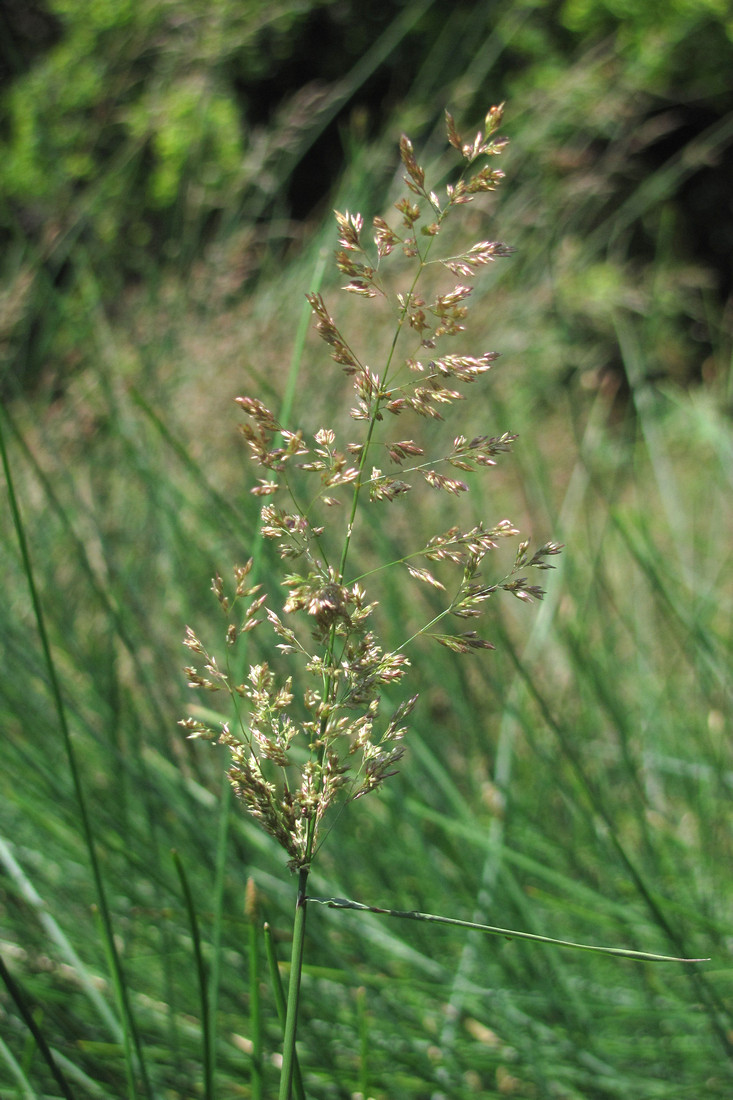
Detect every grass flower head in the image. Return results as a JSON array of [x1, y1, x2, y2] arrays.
[[181, 106, 562, 871]]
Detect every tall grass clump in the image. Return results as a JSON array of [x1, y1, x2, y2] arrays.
[[180, 107, 702, 1100]]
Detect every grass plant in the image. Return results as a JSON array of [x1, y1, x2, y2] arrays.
[[180, 106, 566, 1099], [178, 109, 709, 1099], [1, 84, 731, 1100]]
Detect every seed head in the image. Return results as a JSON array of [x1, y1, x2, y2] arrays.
[[181, 106, 561, 868]]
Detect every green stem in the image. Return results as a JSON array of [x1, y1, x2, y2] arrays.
[[264, 923, 306, 1100], [248, 904, 263, 1100], [278, 868, 310, 1100]]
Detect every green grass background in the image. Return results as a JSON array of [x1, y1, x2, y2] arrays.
[[1, 1, 732, 1096]]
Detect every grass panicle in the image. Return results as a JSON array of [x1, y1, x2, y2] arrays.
[[181, 106, 560, 882]]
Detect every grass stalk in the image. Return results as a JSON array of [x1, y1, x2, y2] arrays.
[[356, 986, 369, 1100], [278, 869, 310, 1100], [246, 880, 263, 1100], [264, 924, 306, 1100], [205, 771, 232, 1092]]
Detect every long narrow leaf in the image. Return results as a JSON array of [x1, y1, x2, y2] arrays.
[[306, 896, 709, 962], [172, 850, 213, 1100]]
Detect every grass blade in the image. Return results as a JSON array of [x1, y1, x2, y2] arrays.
[[172, 850, 213, 1100], [306, 895, 709, 962]]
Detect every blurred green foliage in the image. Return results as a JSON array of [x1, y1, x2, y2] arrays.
[[1, 0, 333, 268], [560, 0, 733, 98], [1, 0, 732, 392]]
